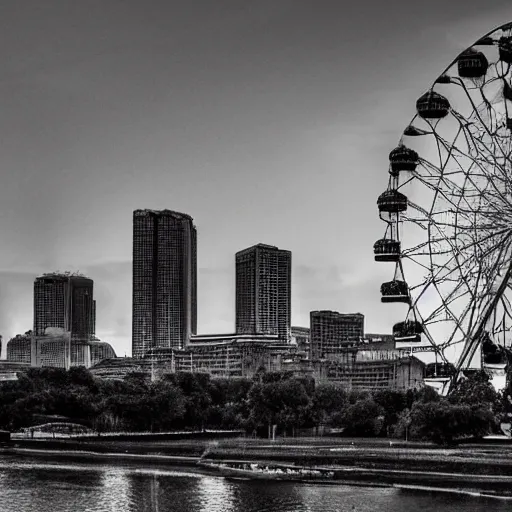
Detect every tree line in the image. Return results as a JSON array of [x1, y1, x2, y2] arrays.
[[0, 367, 509, 445]]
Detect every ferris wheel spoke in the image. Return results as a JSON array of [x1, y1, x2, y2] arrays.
[[412, 206, 511, 351], [499, 291, 512, 325], [407, 305, 449, 362], [424, 220, 478, 336], [411, 165, 504, 221], [417, 266, 476, 334], [448, 155, 511, 223], [457, 251, 512, 370], [459, 127, 511, 190], [453, 79, 511, 162], [408, 232, 498, 294], [450, 149, 510, 212], [437, 265, 487, 351]]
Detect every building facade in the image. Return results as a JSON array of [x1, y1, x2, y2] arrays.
[[315, 352, 425, 391], [90, 340, 423, 392], [0, 361, 31, 382], [310, 311, 365, 360], [92, 337, 297, 381], [6, 333, 32, 364], [132, 209, 197, 358], [235, 244, 291, 342], [90, 339, 117, 366], [33, 273, 94, 340], [32, 273, 95, 368], [291, 326, 310, 354], [32, 330, 74, 368], [363, 333, 395, 350]]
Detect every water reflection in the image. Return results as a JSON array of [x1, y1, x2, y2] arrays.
[[99, 470, 134, 512], [0, 457, 510, 512], [230, 480, 309, 512], [195, 475, 235, 512], [110, 469, 204, 512]]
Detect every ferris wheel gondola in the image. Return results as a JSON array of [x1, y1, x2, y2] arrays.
[[374, 21, 512, 395]]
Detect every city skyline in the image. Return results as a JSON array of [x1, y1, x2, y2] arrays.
[[1, 211, 375, 358], [0, 1, 509, 357]]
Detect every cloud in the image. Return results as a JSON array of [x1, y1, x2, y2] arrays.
[[293, 264, 401, 334]]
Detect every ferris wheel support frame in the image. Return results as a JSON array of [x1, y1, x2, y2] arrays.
[[448, 258, 512, 392]]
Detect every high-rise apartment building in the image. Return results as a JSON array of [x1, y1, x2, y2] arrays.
[[33, 273, 95, 339], [132, 209, 197, 358], [92, 300, 96, 337], [310, 311, 364, 360], [32, 273, 95, 368], [235, 244, 291, 341]]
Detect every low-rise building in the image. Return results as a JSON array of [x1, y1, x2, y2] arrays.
[[291, 326, 310, 353], [6, 332, 32, 364], [90, 338, 117, 366], [316, 351, 424, 391], [310, 311, 364, 360], [0, 361, 31, 382], [90, 329, 423, 391], [92, 336, 298, 380]]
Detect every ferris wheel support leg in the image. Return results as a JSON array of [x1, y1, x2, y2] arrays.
[[449, 260, 512, 393]]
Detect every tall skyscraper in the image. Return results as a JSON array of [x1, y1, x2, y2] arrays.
[[132, 209, 197, 358], [235, 244, 291, 341], [32, 272, 94, 368], [310, 311, 365, 360]]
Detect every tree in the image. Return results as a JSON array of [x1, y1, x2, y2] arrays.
[[372, 389, 407, 434], [449, 371, 500, 411], [247, 377, 312, 436], [341, 398, 385, 437], [415, 385, 441, 403], [146, 381, 186, 431], [409, 400, 494, 445], [310, 383, 347, 427], [390, 407, 412, 440]]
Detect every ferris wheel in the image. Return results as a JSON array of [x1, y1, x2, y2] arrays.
[[375, 22, 512, 394]]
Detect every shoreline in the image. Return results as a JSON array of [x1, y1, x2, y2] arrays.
[[1, 446, 200, 468], [3, 442, 512, 499]]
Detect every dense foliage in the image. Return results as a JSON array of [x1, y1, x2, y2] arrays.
[[0, 367, 505, 444]]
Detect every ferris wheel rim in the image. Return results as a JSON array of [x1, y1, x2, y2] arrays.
[[377, 21, 512, 388], [419, 21, 512, 100]]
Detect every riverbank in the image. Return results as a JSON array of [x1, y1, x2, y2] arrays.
[[3, 436, 512, 497]]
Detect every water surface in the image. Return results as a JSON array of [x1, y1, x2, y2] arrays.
[[0, 456, 508, 512]]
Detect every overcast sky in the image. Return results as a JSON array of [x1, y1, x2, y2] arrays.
[[0, 0, 510, 357]]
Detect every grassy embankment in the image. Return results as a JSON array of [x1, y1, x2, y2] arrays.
[[5, 435, 512, 494]]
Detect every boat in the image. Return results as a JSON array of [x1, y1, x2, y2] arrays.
[[197, 459, 336, 482]]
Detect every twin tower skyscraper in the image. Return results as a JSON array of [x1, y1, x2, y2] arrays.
[[132, 209, 291, 358]]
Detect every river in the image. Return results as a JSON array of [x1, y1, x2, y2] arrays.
[[0, 456, 509, 512]]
